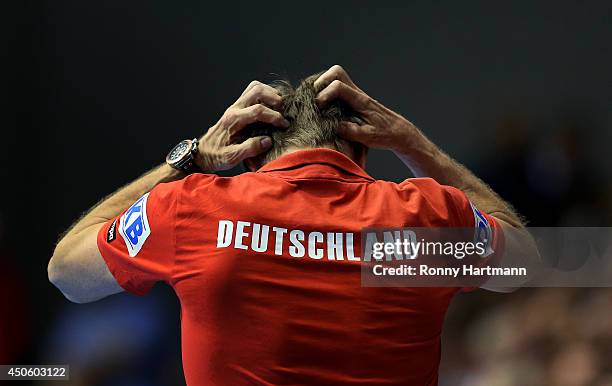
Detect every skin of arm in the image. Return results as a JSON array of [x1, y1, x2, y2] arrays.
[[48, 81, 289, 303], [49, 165, 185, 303], [315, 65, 539, 291]]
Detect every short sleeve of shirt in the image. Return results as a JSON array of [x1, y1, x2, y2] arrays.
[[440, 183, 506, 291], [402, 178, 502, 243], [441, 184, 503, 247], [97, 181, 181, 295], [402, 178, 505, 291]]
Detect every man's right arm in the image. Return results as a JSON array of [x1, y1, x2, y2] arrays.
[[49, 80, 288, 303]]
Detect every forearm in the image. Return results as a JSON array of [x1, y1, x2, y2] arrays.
[[393, 124, 524, 228], [58, 163, 184, 245]]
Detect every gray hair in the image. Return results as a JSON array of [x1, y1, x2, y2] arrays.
[[238, 73, 358, 165]]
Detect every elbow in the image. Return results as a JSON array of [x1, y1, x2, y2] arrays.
[[48, 249, 88, 304], [47, 249, 64, 292], [492, 212, 525, 230]]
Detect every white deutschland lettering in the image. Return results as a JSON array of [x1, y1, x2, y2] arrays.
[[216, 220, 360, 261]]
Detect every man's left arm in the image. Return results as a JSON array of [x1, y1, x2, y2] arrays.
[[315, 65, 539, 291]]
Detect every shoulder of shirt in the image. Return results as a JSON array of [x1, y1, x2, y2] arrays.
[[178, 171, 286, 189], [395, 177, 464, 207], [148, 173, 220, 200], [397, 177, 442, 190], [180, 171, 267, 186], [181, 172, 219, 187], [374, 177, 446, 197], [345, 176, 453, 203]]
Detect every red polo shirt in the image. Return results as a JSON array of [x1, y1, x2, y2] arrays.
[[97, 148, 500, 386]]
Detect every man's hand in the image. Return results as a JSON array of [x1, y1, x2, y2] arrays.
[[197, 81, 290, 172], [315, 64, 523, 227], [315, 65, 418, 153]]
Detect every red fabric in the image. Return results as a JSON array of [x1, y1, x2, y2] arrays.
[[97, 148, 501, 386]]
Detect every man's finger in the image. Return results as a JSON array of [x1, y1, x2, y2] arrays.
[[313, 65, 360, 93], [240, 80, 264, 97], [316, 80, 370, 111], [234, 136, 273, 159], [237, 83, 283, 110], [335, 121, 375, 144], [227, 104, 290, 135]]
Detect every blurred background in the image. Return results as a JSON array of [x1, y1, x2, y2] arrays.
[[4, 1, 612, 385]]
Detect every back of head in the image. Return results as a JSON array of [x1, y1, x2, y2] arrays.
[[239, 73, 362, 168]]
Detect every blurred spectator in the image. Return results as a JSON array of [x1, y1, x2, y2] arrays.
[[440, 109, 612, 385]]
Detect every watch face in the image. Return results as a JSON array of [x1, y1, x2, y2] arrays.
[[167, 140, 191, 164]]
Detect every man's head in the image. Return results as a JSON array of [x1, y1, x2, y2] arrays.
[[240, 73, 367, 171]]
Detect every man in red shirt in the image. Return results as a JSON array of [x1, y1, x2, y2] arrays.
[[49, 65, 535, 385]]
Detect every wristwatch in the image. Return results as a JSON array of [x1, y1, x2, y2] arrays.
[[166, 138, 200, 172]]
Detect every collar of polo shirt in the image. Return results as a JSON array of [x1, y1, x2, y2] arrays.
[[256, 148, 374, 182]]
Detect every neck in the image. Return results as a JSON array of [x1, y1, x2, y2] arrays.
[[247, 142, 365, 172], [276, 143, 366, 170], [280, 145, 338, 158]]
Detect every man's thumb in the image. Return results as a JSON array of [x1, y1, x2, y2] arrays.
[[336, 121, 369, 143], [239, 136, 273, 158]]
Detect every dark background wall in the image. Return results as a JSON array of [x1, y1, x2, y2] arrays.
[[4, 1, 612, 385]]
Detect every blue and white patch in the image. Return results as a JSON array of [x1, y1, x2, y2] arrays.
[[119, 193, 151, 257], [471, 202, 494, 257]]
